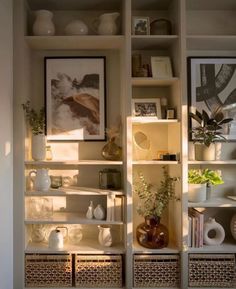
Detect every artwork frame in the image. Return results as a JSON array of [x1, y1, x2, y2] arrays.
[[132, 98, 161, 118], [151, 56, 173, 78], [188, 57, 236, 141], [132, 16, 150, 35], [45, 56, 106, 141]]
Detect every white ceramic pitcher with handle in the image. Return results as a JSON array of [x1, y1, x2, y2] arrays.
[[98, 225, 112, 247], [93, 12, 120, 35], [29, 168, 51, 191]]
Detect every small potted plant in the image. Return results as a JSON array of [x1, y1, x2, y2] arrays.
[[133, 166, 178, 249], [189, 109, 232, 160], [188, 169, 224, 202], [22, 101, 46, 161]]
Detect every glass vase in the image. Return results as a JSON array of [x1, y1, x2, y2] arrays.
[[101, 137, 122, 161], [136, 216, 169, 249]]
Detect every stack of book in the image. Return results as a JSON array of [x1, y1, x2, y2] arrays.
[[188, 208, 204, 248]]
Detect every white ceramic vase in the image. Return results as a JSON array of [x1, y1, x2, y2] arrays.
[[65, 20, 88, 35], [203, 218, 225, 245], [29, 169, 51, 191], [93, 12, 120, 35], [98, 225, 112, 247], [31, 134, 46, 161], [33, 10, 55, 36], [188, 183, 206, 203], [94, 204, 105, 220], [194, 143, 215, 161]]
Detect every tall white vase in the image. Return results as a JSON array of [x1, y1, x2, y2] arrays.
[[33, 10, 55, 36], [194, 143, 215, 161], [31, 134, 46, 161]]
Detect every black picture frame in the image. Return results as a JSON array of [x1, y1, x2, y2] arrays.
[[45, 56, 106, 141], [188, 57, 236, 141]]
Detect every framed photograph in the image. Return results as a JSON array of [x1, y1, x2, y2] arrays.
[[132, 98, 161, 118], [132, 16, 150, 35], [188, 57, 236, 141], [45, 56, 106, 141], [151, 56, 173, 78]]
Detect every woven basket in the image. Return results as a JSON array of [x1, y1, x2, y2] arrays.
[[133, 254, 180, 288], [75, 254, 122, 288], [25, 254, 72, 287], [189, 254, 236, 287]]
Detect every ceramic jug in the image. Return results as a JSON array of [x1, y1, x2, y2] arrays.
[[33, 10, 55, 36], [29, 168, 51, 191], [93, 12, 120, 35], [98, 225, 112, 247], [48, 226, 68, 249]]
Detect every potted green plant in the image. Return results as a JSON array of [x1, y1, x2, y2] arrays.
[[22, 101, 46, 161], [133, 166, 178, 249], [189, 109, 232, 160], [188, 169, 224, 202]]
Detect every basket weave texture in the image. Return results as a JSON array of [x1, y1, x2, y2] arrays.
[[25, 254, 72, 287], [75, 254, 123, 288], [189, 254, 236, 288], [133, 254, 180, 288]]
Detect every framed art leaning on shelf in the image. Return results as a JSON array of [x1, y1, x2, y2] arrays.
[[132, 98, 161, 118], [45, 56, 106, 141]]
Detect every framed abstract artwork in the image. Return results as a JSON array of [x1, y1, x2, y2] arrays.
[[188, 57, 236, 140], [132, 98, 161, 118], [45, 56, 106, 141]]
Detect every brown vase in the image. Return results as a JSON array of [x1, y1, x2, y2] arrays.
[[136, 216, 169, 249], [101, 137, 122, 161]]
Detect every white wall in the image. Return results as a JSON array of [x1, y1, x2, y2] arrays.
[[0, 0, 13, 289]]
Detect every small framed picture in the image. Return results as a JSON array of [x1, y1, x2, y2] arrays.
[[132, 98, 161, 118], [151, 56, 173, 78], [132, 17, 150, 35]]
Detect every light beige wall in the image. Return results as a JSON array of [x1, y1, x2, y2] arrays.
[[0, 0, 13, 288]]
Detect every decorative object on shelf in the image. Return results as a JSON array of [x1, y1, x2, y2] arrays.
[[22, 101, 46, 161], [188, 169, 224, 202], [30, 224, 48, 243], [160, 97, 168, 119], [150, 18, 172, 35], [134, 166, 178, 249], [203, 218, 225, 245], [32, 10, 55, 36], [45, 57, 106, 141], [93, 12, 120, 35], [151, 56, 173, 78], [94, 204, 106, 220], [188, 57, 236, 141], [28, 197, 53, 219], [132, 53, 142, 77], [29, 168, 51, 191], [133, 131, 150, 160], [97, 225, 112, 247], [48, 226, 68, 249], [166, 108, 175, 119], [99, 168, 121, 190], [50, 175, 62, 189], [64, 19, 88, 35], [86, 201, 94, 219], [62, 176, 73, 188], [230, 213, 236, 240], [101, 122, 122, 161], [69, 227, 83, 245], [45, 145, 53, 160], [132, 98, 161, 118], [132, 16, 150, 35], [189, 109, 233, 161]]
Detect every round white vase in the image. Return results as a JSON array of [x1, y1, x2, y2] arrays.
[[203, 218, 225, 245], [194, 143, 215, 161], [33, 10, 55, 36], [31, 134, 46, 161], [188, 183, 206, 202]]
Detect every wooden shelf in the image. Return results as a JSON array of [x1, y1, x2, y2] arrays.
[[133, 240, 179, 254], [188, 197, 236, 208], [131, 35, 178, 50], [25, 239, 125, 254], [25, 186, 124, 196], [132, 77, 179, 87], [133, 160, 179, 165], [132, 117, 178, 124], [25, 212, 123, 225], [187, 241, 236, 253], [25, 160, 123, 166], [187, 35, 236, 51], [188, 160, 236, 165], [25, 35, 124, 50]]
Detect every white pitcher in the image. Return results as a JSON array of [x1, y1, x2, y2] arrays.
[[98, 225, 112, 247], [29, 168, 51, 191], [48, 226, 68, 249], [33, 10, 55, 36], [93, 12, 120, 35]]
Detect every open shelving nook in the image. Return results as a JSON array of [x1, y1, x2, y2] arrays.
[[13, 0, 236, 288]]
